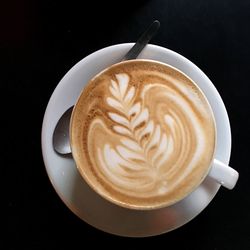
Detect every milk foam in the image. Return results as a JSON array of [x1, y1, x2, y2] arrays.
[[72, 60, 216, 208], [88, 73, 209, 195]]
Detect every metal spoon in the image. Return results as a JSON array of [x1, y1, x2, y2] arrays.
[[53, 20, 160, 155]]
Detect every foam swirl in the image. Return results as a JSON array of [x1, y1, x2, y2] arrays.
[[72, 60, 216, 208]]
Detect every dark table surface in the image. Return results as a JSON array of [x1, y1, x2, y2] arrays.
[[6, 0, 250, 248]]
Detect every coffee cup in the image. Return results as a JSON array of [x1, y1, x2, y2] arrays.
[[70, 58, 238, 210]]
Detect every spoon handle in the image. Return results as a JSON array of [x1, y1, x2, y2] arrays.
[[122, 20, 160, 61]]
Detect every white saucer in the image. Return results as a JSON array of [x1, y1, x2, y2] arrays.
[[41, 44, 231, 237]]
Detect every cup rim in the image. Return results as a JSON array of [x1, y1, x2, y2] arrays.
[[70, 58, 217, 210]]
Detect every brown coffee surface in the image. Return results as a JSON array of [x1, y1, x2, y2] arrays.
[[71, 60, 216, 209]]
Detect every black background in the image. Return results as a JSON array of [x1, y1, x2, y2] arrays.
[[6, 0, 250, 249]]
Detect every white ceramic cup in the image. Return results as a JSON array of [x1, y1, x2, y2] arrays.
[[70, 50, 239, 210]]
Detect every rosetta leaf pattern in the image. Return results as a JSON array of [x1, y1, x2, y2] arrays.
[[105, 73, 172, 177]]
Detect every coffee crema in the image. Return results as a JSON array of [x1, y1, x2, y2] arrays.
[[71, 60, 216, 209]]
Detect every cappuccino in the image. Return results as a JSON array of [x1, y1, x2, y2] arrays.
[[70, 60, 216, 209]]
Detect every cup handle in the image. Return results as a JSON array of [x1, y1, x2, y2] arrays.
[[208, 159, 239, 189]]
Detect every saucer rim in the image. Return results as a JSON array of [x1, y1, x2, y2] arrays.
[[41, 43, 231, 237]]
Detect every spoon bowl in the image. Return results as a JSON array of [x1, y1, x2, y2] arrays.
[[53, 106, 73, 155]]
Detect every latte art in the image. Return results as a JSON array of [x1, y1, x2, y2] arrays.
[[91, 73, 206, 195], [71, 60, 216, 209]]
